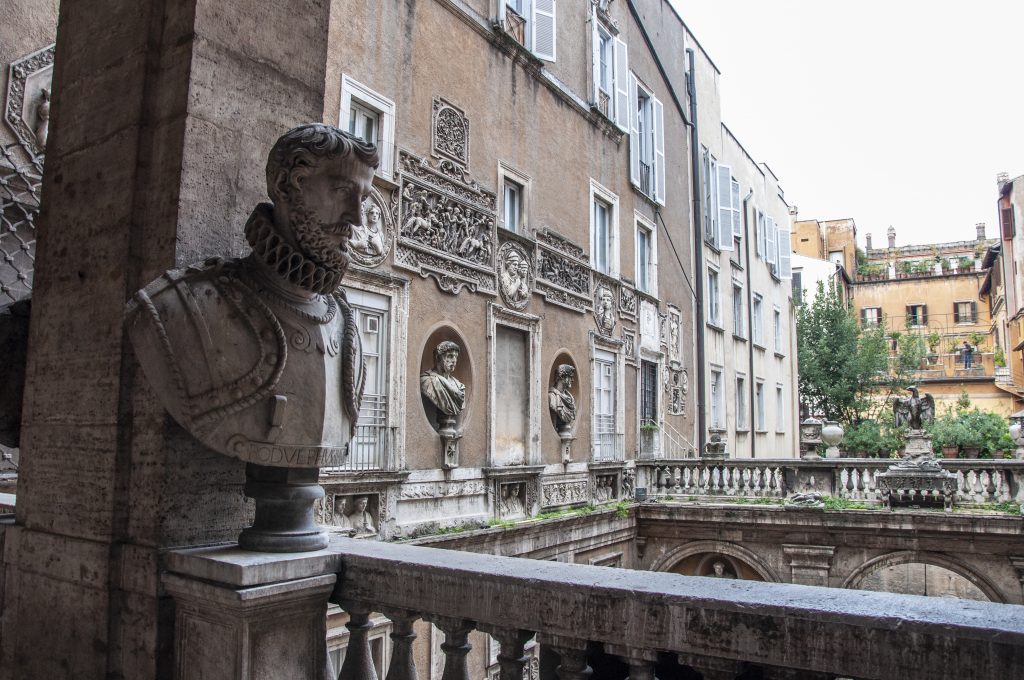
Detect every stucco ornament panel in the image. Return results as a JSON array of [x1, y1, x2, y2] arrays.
[[619, 285, 637, 318], [535, 228, 591, 312], [667, 305, 682, 361], [396, 149, 497, 295], [432, 97, 470, 168], [4, 44, 55, 158], [622, 330, 636, 364], [593, 281, 617, 336], [497, 241, 533, 309], [349, 186, 395, 268]]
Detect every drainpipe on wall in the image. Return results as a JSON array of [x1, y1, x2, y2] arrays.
[[686, 48, 706, 456], [742, 188, 755, 457]]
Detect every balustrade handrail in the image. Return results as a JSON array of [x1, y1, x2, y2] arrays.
[[314, 536, 1024, 680]]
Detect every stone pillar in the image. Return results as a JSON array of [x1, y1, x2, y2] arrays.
[[781, 545, 835, 587], [0, 1, 333, 678]]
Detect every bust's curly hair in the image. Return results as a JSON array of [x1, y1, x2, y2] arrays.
[[266, 124, 379, 198], [433, 340, 461, 363], [556, 364, 576, 380]]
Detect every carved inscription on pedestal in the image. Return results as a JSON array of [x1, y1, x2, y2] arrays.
[[535, 228, 590, 313], [396, 149, 497, 295]]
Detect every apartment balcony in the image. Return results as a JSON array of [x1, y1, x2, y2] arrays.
[[911, 351, 998, 381]]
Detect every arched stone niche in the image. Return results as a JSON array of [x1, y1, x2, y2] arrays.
[[650, 540, 779, 582], [547, 352, 580, 436], [842, 551, 1002, 603], [419, 326, 473, 434]]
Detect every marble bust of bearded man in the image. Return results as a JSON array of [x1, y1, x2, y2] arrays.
[[420, 341, 466, 430]]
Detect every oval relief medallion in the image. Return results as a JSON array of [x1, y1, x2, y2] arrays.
[[497, 241, 532, 310], [350, 186, 395, 268]]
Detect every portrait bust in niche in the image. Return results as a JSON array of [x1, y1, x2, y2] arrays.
[[548, 364, 577, 436], [420, 340, 467, 430]]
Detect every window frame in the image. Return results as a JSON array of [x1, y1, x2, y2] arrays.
[[706, 265, 721, 328], [340, 75, 396, 181], [732, 279, 745, 339], [635, 212, 657, 297], [751, 293, 764, 346], [754, 380, 766, 433], [710, 366, 725, 430], [590, 179, 620, 276], [735, 373, 748, 432], [773, 305, 782, 354], [498, 162, 531, 234], [775, 383, 786, 433]]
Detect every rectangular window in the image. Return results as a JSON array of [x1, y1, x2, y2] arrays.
[[341, 75, 396, 180], [792, 270, 803, 304], [752, 294, 764, 345], [773, 307, 782, 353], [775, 384, 785, 432], [503, 179, 522, 232], [343, 287, 390, 471], [702, 148, 718, 247], [710, 367, 724, 429], [861, 307, 881, 327], [756, 211, 766, 258], [591, 13, 627, 129], [593, 348, 618, 460], [629, 75, 665, 204], [500, 0, 557, 62], [755, 381, 766, 432], [736, 375, 748, 431], [954, 301, 976, 324], [906, 303, 927, 327], [590, 180, 618, 275], [707, 267, 720, 326], [732, 282, 745, 338], [640, 360, 658, 423], [635, 218, 656, 295]]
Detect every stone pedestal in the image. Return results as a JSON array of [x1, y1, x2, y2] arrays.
[[703, 430, 728, 459], [164, 546, 339, 680], [902, 430, 933, 458], [782, 544, 835, 587]]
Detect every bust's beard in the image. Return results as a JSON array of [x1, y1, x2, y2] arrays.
[[290, 196, 351, 279]]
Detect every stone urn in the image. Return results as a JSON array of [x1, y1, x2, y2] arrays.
[[821, 421, 844, 458]]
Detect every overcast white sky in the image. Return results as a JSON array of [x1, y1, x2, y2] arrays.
[[670, 0, 1024, 250]]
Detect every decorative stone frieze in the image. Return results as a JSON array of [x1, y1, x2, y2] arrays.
[[665, 362, 687, 416], [497, 241, 533, 310], [541, 477, 589, 508], [399, 480, 486, 500], [396, 149, 497, 295], [619, 285, 637, 319], [666, 305, 682, 361], [622, 330, 636, 365], [4, 44, 55, 158], [485, 465, 542, 518], [535, 227, 590, 312]]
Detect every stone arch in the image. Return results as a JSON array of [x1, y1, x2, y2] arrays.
[[841, 551, 1005, 603], [649, 540, 781, 583]]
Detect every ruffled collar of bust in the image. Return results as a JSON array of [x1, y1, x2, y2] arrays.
[[244, 203, 344, 296]]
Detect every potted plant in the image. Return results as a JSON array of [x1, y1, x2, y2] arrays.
[[994, 346, 1006, 368], [926, 331, 941, 364], [928, 416, 960, 458], [956, 423, 984, 458], [897, 261, 913, 278]]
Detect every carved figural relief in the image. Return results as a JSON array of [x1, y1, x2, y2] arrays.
[[497, 241, 532, 309], [542, 480, 589, 507], [594, 283, 616, 335], [125, 124, 378, 552], [349, 187, 395, 268], [666, 363, 687, 416], [396, 150, 497, 295], [432, 97, 470, 168], [499, 482, 527, 519], [595, 474, 618, 502], [667, 305, 682, 361], [535, 228, 591, 312], [421, 340, 467, 468], [619, 286, 637, 317], [323, 494, 378, 538], [4, 44, 55, 158]]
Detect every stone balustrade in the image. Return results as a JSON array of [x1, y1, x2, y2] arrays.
[[165, 535, 1024, 680], [637, 459, 1024, 506]]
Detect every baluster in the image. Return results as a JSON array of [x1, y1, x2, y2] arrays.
[[716, 466, 727, 495], [967, 470, 980, 502], [338, 602, 378, 680], [861, 468, 873, 500], [773, 467, 784, 496], [547, 642, 592, 680], [838, 468, 849, 498], [479, 627, 534, 680], [606, 646, 657, 680], [956, 470, 966, 499], [708, 466, 719, 494], [382, 609, 420, 680], [994, 469, 1010, 502], [742, 467, 753, 495], [433, 617, 474, 680], [682, 465, 692, 492], [980, 469, 993, 503], [672, 466, 683, 492], [751, 467, 763, 496]]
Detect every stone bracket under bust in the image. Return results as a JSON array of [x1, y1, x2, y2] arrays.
[[124, 124, 378, 551]]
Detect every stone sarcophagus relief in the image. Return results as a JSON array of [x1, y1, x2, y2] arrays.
[[395, 148, 497, 295], [125, 124, 377, 552]]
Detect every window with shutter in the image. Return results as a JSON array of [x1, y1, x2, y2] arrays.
[[731, 178, 741, 238], [628, 73, 640, 189], [861, 309, 867, 325], [653, 96, 665, 205], [756, 211, 766, 258], [778, 225, 792, 279], [921, 305, 928, 326], [613, 37, 629, 130], [532, 0, 556, 61], [766, 216, 777, 266], [717, 165, 733, 251], [1001, 206, 1015, 239], [953, 304, 960, 324], [970, 301, 977, 322]]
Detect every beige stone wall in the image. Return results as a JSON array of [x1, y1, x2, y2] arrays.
[[792, 219, 823, 259]]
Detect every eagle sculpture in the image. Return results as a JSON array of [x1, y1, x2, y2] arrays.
[[893, 385, 935, 430]]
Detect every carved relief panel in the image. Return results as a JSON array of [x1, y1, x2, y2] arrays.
[[496, 240, 533, 310], [4, 44, 55, 158], [318, 491, 381, 539], [396, 149, 497, 295], [541, 478, 589, 508], [594, 472, 620, 502], [665, 362, 687, 416], [432, 97, 470, 169], [349, 186, 396, 269], [535, 228, 591, 312], [593, 278, 617, 336]]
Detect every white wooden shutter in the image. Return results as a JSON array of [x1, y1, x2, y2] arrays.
[[756, 212, 765, 258], [730, 177, 741, 237], [778, 225, 792, 279], [533, 0, 556, 61], [614, 37, 629, 130], [766, 216, 777, 265], [628, 73, 639, 188], [717, 164, 733, 251], [653, 95, 665, 206], [590, 6, 600, 104]]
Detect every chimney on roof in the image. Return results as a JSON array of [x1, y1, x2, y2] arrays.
[[887, 226, 896, 249], [997, 172, 1009, 186], [789, 205, 798, 217], [865, 233, 872, 250], [976, 222, 985, 240]]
